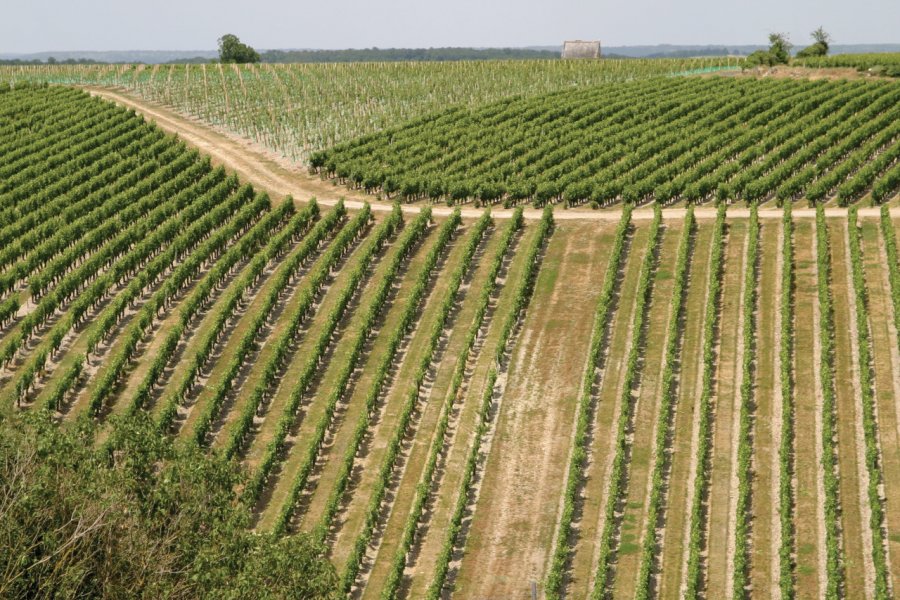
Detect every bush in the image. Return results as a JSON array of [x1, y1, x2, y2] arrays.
[[0, 412, 337, 599]]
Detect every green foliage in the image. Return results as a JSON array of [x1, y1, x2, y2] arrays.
[[815, 205, 845, 598], [797, 28, 832, 58], [733, 205, 760, 597], [685, 204, 727, 596], [314, 78, 900, 207], [779, 204, 796, 598], [769, 33, 793, 64], [794, 52, 900, 77], [745, 50, 779, 68], [0, 411, 336, 599], [218, 34, 260, 64]]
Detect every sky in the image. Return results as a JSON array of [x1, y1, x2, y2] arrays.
[[2, 0, 899, 53]]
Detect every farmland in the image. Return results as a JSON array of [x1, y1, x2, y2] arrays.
[[3, 54, 900, 600]]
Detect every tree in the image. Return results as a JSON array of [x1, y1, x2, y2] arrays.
[[796, 27, 832, 58], [768, 33, 793, 64], [218, 34, 260, 64], [743, 32, 792, 69]]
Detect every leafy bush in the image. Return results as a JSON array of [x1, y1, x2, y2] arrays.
[[0, 412, 337, 599]]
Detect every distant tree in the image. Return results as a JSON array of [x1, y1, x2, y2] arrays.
[[218, 34, 260, 64], [796, 27, 832, 58], [745, 50, 777, 68], [768, 33, 793, 64], [744, 33, 792, 69]]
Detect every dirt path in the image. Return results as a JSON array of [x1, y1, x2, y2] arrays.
[[452, 222, 611, 598], [84, 87, 898, 223], [810, 222, 830, 597]]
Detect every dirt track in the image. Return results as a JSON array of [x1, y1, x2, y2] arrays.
[[85, 87, 897, 222]]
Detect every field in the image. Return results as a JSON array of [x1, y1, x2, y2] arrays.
[[0, 58, 740, 161], [3, 56, 900, 599]]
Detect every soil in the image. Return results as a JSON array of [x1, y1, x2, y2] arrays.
[[453, 222, 611, 598]]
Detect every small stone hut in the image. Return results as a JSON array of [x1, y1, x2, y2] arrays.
[[562, 40, 601, 59]]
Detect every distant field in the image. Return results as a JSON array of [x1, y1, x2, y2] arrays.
[[4, 59, 900, 599], [795, 52, 900, 76], [0, 58, 740, 161], [311, 77, 900, 207]]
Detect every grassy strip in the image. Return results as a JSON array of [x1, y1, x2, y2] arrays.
[[779, 203, 796, 599], [815, 205, 845, 599], [84, 199, 304, 417], [155, 202, 353, 433], [544, 206, 633, 599], [847, 207, 890, 598], [329, 210, 469, 592], [733, 205, 760, 597], [590, 205, 662, 598], [379, 209, 525, 599], [684, 204, 727, 597], [238, 204, 411, 508], [427, 205, 554, 599], [634, 207, 695, 599]]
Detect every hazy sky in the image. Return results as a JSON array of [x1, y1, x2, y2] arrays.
[[3, 0, 898, 53]]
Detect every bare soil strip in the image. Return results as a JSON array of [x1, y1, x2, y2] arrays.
[[811, 221, 829, 598], [657, 223, 715, 598], [770, 218, 787, 594], [611, 222, 683, 598], [564, 224, 651, 598], [452, 222, 611, 598], [830, 220, 875, 597], [705, 220, 748, 599], [85, 88, 897, 223]]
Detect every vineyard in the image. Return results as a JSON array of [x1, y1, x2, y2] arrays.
[[5, 60, 900, 599], [309, 77, 900, 207], [0, 58, 740, 162], [794, 53, 900, 77]]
